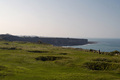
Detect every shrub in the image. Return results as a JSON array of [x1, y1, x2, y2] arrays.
[[84, 62, 120, 70], [35, 56, 69, 61], [111, 50, 119, 53], [109, 50, 120, 56], [28, 50, 49, 53], [0, 47, 18, 50], [90, 49, 94, 52]]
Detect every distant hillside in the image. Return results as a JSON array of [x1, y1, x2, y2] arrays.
[[0, 34, 88, 46]]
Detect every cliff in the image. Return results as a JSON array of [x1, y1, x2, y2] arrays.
[[0, 34, 88, 46]]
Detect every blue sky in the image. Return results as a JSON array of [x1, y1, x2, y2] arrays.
[[0, 0, 120, 38]]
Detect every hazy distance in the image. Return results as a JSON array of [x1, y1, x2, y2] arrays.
[[0, 0, 120, 38]]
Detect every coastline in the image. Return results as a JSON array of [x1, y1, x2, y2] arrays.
[[64, 39, 120, 52], [64, 46, 120, 56]]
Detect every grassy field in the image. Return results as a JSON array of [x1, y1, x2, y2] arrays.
[[0, 41, 120, 80]]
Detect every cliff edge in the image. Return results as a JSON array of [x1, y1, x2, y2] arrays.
[[0, 34, 88, 46]]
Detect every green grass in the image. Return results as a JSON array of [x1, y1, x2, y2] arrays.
[[0, 41, 119, 80]]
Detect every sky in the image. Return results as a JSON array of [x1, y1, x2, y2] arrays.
[[0, 0, 120, 38]]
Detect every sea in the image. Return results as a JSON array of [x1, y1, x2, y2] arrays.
[[65, 38, 120, 52]]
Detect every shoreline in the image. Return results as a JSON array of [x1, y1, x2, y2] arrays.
[[63, 41, 119, 53], [64, 46, 120, 56]]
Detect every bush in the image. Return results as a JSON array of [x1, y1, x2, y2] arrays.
[[84, 62, 120, 70], [109, 50, 120, 56], [0, 47, 18, 50], [111, 50, 119, 53], [35, 56, 69, 61], [28, 50, 49, 53], [90, 49, 94, 52]]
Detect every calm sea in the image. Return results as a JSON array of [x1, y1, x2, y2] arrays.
[[66, 38, 120, 52]]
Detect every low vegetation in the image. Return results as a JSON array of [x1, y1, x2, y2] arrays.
[[28, 50, 49, 53], [35, 56, 70, 61], [0, 41, 119, 80]]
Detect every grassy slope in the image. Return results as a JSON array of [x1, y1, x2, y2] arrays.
[[0, 41, 119, 80]]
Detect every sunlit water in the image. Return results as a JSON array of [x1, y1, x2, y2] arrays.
[[65, 38, 120, 52]]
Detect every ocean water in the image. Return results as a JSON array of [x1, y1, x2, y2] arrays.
[[66, 38, 120, 52]]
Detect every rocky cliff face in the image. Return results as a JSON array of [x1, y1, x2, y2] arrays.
[[0, 34, 88, 46], [38, 38, 88, 46]]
